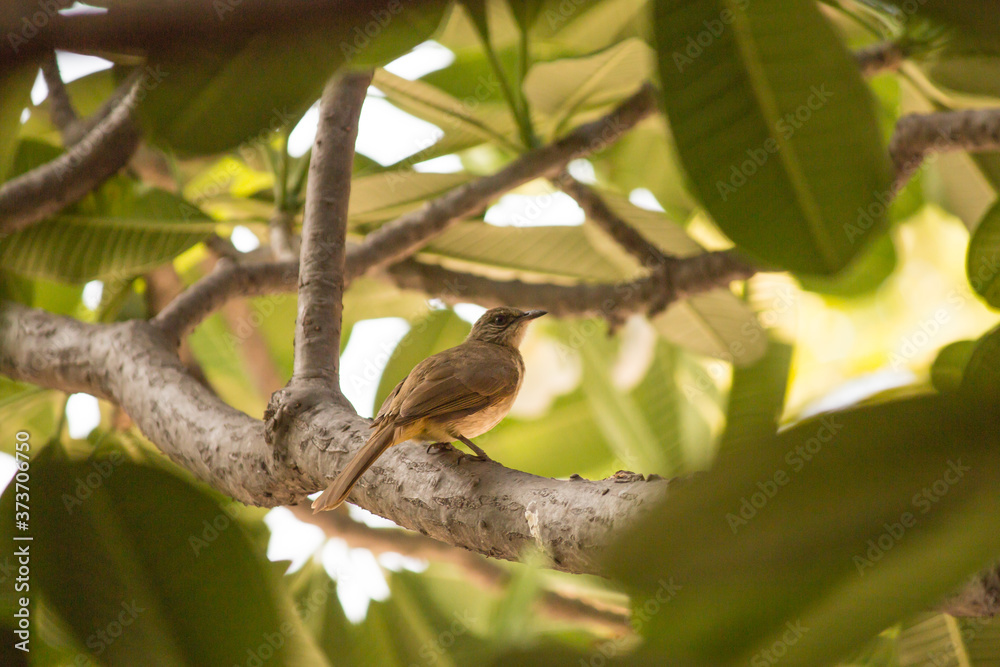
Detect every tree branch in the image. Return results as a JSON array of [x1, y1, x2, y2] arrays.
[[291, 70, 371, 385], [890, 108, 1000, 191], [0, 72, 142, 235], [1, 301, 665, 575], [40, 51, 82, 145], [151, 84, 658, 342], [854, 40, 906, 78], [344, 84, 657, 276], [385, 252, 756, 320], [556, 171, 677, 269], [287, 503, 631, 634]]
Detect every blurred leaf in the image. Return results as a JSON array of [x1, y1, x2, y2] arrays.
[[137, 1, 448, 155], [718, 338, 793, 451], [350, 170, 474, 226], [529, 0, 649, 56], [575, 327, 669, 475], [607, 394, 1000, 664], [652, 0, 893, 274], [0, 62, 34, 181], [930, 340, 975, 394], [959, 322, 1000, 404], [653, 290, 767, 366], [523, 38, 653, 137], [373, 68, 520, 155], [966, 199, 1000, 308], [630, 341, 690, 474], [0, 180, 214, 283], [0, 446, 329, 665], [0, 379, 60, 456], [797, 234, 898, 299], [341, 276, 430, 355], [422, 222, 628, 281], [374, 309, 470, 413]]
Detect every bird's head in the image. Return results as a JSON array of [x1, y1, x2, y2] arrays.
[[468, 307, 546, 347]]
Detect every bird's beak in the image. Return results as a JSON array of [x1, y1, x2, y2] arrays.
[[521, 310, 547, 321]]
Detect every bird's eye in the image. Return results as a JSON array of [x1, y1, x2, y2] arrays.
[[492, 315, 506, 325]]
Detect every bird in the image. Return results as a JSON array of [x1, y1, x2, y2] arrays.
[[311, 306, 546, 512]]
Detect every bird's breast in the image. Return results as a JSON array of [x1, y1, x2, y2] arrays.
[[450, 389, 519, 438]]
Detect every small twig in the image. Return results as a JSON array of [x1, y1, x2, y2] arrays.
[[268, 210, 299, 261], [556, 171, 671, 269], [854, 40, 906, 78], [287, 503, 631, 635], [291, 69, 371, 384], [40, 51, 82, 145], [890, 108, 1000, 191], [0, 71, 143, 236]]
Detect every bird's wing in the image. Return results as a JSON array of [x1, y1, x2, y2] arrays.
[[394, 343, 521, 425], [372, 379, 404, 428]]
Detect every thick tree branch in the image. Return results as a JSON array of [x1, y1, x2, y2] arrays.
[[287, 503, 631, 634], [386, 253, 756, 320], [151, 84, 658, 341], [890, 108, 1000, 191], [291, 70, 371, 384], [0, 72, 142, 235], [1, 301, 664, 575]]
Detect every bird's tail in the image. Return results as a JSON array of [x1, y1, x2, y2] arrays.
[[311, 426, 397, 512]]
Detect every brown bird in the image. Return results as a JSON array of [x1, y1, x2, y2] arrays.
[[311, 307, 546, 512]]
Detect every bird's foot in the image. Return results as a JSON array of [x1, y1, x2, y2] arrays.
[[426, 442, 457, 455], [457, 436, 495, 462]]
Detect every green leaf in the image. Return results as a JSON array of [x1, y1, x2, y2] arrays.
[[137, 1, 448, 155], [422, 222, 628, 281], [966, 199, 1000, 308], [930, 340, 975, 394], [652, 0, 893, 274], [718, 338, 793, 451], [797, 233, 898, 298], [372, 68, 520, 154], [653, 291, 767, 366], [0, 177, 213, 284], [959, 322, 1000, 404], [574, 326, 669, 475], [606, 394, 1000, 664], [21, 68, 117, 143], [0, 62, 34, 182], [350, 170, 474, 227], [583, 190, 766, 365], [0, 447, 329, 665], [523, 38, 653, 136], [374, 309, 470, 414]]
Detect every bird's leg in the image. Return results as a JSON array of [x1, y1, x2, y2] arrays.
[[456, 435, 494, 462], [425, 442, 456, 455]]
